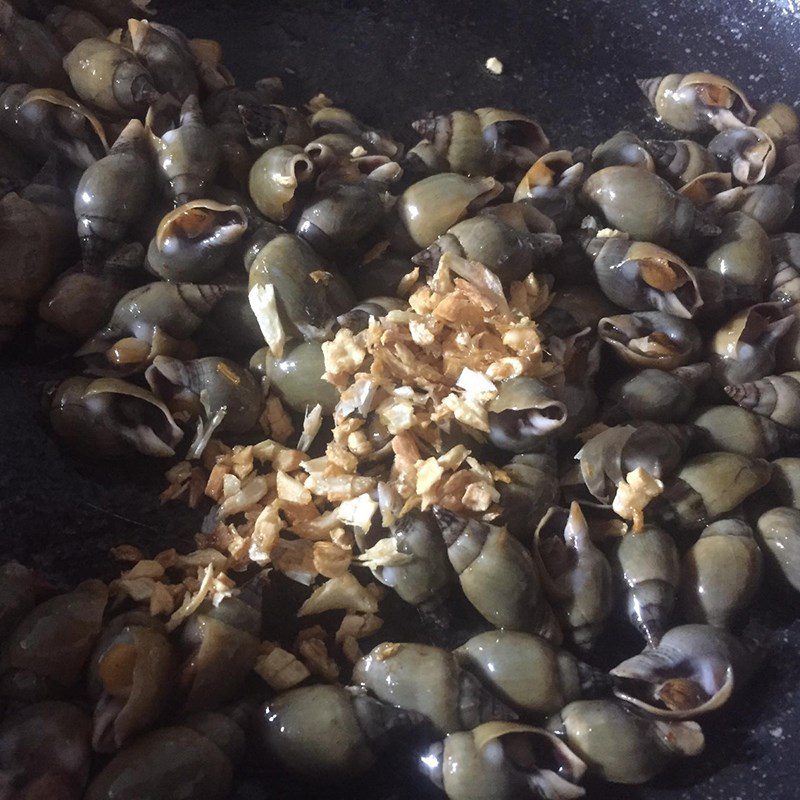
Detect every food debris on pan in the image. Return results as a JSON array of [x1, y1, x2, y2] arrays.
[[1, 2, 800, 798]]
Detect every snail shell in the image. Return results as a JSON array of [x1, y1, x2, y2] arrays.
[[581, 166, 718, 248], [147, 95, 220, 205], [412, 110, 492, 176], [756, 507, 800, 593], [253, 340, 339, 414], [0, 85, 109, 169], [679, 519, 762, 628], [555, 329, 602, 441], [774, 315, 800, 387], [709, 126, 776, 185], [211, 116, 255, 192], [393, 172, 502, 250], [495, 453, 559, 541], [87, 614, 175, 752], [296, 177, 391, 260], [310, 105, 401, 159], [190, 37, 237, 95], [304, 132, 363, 168], [610, 624, 756, 719], [548, 698, 704, 784], [74, 119, 155, 264], [733, 163, 800, 233], [645, 138, 718, 186], [487, 376, 568, 453], [353, 641, 515, 735], [238, 101, 313, 151], [77, 281, 228, 376], [413, 211, 561, 284], [38, 246, 141, 341], [691, 404, 798, 459], [755, 102, 800, 150], [534, 503, 613, 651], [725, 371, 800, 431], [146, 200, 247, 282], [248, 144, 314, 222], [2, 579, 108, 686], [483, 200, 558, 233], [258, 684, 422, 780], [679, 170, 743, 213], [0, 701, 92, 800], [403, 138, 449, 178], [177, 597, 261, 713], [637, 72, 755, 133], [578, 422, 691, 503], [128, 19, 198, 101], [85, 713, 241, 800], [0, 188, 72, 343], [610, 524, 680, 647], [315, 152, 401, 190], [63, 37, 159, 115], [514, 150, 585, 230], [603, 363, 711, 423], [49, 376, 183, 457], [146, 355, 263, 435], [432, 506, 562, 642], [421, 722, 587, 800], [369, 510, 454, 610], [708, 302, 793, 386], [769, 232, 800, 307], [653, 451, 771, 531], [248, 231, 355, 343], [704, 211, 771, 301], [587, 237, 703, 319], [336, 296, 406, 333], [592, 131, 655, 172], [455, 630, 601, 716], [475, 106, 550, 172]]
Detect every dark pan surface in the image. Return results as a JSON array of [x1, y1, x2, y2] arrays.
[[3, 0, 800, 798]]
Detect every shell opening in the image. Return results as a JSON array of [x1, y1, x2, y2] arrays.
[[98, 642, 137, 696], [145, 357, 203, 420], [175, 208, 244, 240], [598, 318, 637, 344], [473, 725, 587, 791], [156, 202, 247, 251], [612, 654, 732, 717], [640, 258, 688, 293], [110, 392, 182, 457], [490, 402, 568, 441], [491, 118, 548, 153], [696, 83, 735, 111], [502, 731, 570, 776]]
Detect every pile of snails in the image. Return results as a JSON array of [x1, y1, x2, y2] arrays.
[[2, 0, 800, 794]]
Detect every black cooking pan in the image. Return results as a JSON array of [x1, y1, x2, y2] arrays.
[[3, 0, 800, 797]]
